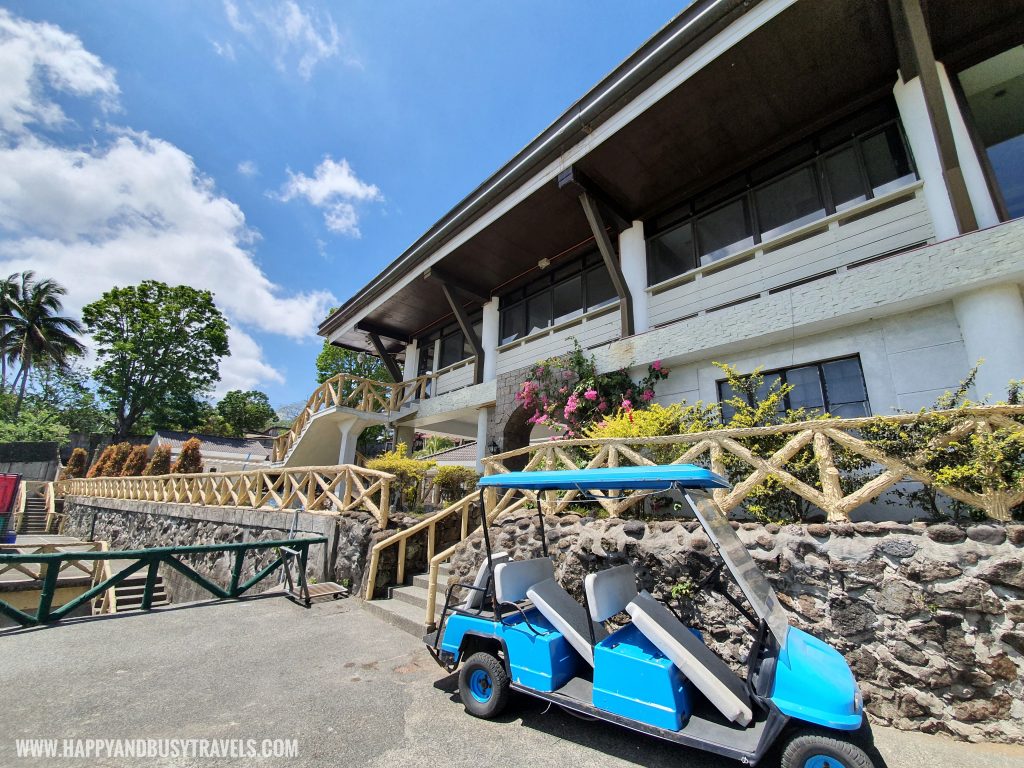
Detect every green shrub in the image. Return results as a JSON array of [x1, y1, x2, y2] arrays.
[[143, 446, 172, 476], [62, 448, 88, 479], [366, 442, 436, 510], [435, 465, 479, 503], [121, 445, 149, 476], [171, 438, 203, 474]]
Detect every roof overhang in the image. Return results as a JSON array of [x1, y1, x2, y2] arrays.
[[323, 0, 1024, 352]]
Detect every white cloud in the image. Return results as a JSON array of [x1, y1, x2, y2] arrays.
[[0, 10, 335, 393], [0, 8, 119, 135], [220, 0, 351, 80], [277, 155, 382, 237], [211, 39, 236, 61], [237, 159, 258, 177]]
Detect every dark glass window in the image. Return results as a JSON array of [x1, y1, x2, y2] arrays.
[[647, 222, 696, 285], [645, 101, 918, 286], [439, 328, 465, 368], [717, 356, 869, 420], [585, 265, 616, 307], [418, 312, 481, 370], [697, 198, 753, 264], [824, 147, 868, 212], [861, 125, 915, 196], [552, 275, 583, 325], [754, 166, 825, 240], [500, 304, 525, 345], [527, 293, 551, 335]]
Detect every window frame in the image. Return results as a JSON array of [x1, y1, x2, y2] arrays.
[[645, 107, 917, 287], [715, 355, 871, 421]]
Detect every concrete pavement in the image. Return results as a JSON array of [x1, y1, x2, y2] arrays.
[[2, 597, 1023, 767]]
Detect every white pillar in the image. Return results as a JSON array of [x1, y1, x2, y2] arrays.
[[337, 419, 360, 465], [893, 74, 960, 240], [475, 407, 491, 473], [937, 63, 1000, 229], [481, 297, 500, 382], [618, 220, 649, 334], [953, 284, 1024, 401], [402, 340, 419, 381]]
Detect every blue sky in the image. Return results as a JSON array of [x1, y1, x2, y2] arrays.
[[0, 1, 686, 410]]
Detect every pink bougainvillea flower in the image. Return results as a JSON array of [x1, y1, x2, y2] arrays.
[[559, 386, 568, 394], [598, 401, 608, 412], [652, 360, 663, 372], [584, 388, 598, 401], [621, 399, 632, 411], [642, 389, 654, 402]]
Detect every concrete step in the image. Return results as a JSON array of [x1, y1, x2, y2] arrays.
[[390, 583, 446, 611], [116, 585, 168, 599], [113, 598, 170, 611], [411, 564, 451, 591], [361, 597, 430, 637]]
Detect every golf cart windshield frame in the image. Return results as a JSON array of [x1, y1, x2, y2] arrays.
[[476, 465, 790, 648]]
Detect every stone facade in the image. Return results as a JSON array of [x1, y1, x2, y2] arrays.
[[447, 509, 1024, 744]]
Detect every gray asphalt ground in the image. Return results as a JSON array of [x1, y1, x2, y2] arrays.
[[3, 597, 1023, 767]]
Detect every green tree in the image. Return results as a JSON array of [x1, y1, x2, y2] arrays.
[[26, 359, 109, 434], [0, 405, 69, 444], [172, 437, 203, 474], [1, 272, 85, 418], [216, 389, 277, 436], [82, 282, 229, 437], [315, 341, 391, 385]]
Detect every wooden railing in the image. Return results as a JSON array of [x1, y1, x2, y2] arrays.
[[43, 482, 58, 534], [92, 540, 116, 615], [481, 406, 1024, 523], [11, 480, 26, 535], [272, 373, 434, 462], [58, 464, 396, 527]]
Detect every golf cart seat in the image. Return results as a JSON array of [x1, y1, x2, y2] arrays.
[[527, 579, 609, 666], [584, 564, 639, 622], [493, 557, 555, 604], [627, 591, 754, 726], [461, 551, 509, 610]]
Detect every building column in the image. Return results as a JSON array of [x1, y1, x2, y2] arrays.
[[480, 297, 500, 382], [953, 284, 1024, 401], [475, 406, 492, 473], [394, 425, 416, 453], [894, 74, 960, 240], [618, 220, 649, 334], [402, 340, 419, 381], [936, 63, 1000, 230], [337, 420, 360, 465]]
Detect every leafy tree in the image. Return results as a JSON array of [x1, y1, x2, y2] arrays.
[[0, 405, 69, 444], [105, 442, 133, 476], [172, 437, 203, 474], [82, 281, 229, 437], [1, 271, 85, 418], [62, 447, 88, 479], [216, 390, 276, 436], [121, 445, 149, 476], [87, 445, 114, 478], [366, 443, 435, 511], [144, 446, 172, 476], [196, 407, 233, 437], [435, 465, 479, 503], [26, 359, 109, 434], [315, 340, 392, 385]]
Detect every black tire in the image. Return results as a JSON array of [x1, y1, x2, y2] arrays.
[[779, 728, 876, 768], [458, 651, 510, 718]]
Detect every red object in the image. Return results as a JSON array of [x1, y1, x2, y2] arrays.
[[0, 473, 21, 516]]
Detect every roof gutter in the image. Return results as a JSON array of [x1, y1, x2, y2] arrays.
[[320, 0, 751, 339]]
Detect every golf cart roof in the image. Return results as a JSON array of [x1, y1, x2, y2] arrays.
[[478, 464, 730, 491]]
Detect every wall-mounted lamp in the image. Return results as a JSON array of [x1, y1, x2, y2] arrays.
[[356, 351, 367, 364], [489, 439, 500, 455], [537, 258, 551, 270]]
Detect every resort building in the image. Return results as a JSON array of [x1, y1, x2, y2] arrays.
[[290, 0, 1024, 471]]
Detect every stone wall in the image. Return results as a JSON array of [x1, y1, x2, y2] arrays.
[[447, 509, 1024, 744], [63, 497, 384, 603]]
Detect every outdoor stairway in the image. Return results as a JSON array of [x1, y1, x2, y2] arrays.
[[97, 571, 172, 614], [362, 563, 451, 637], [18, 497, 49, 534]]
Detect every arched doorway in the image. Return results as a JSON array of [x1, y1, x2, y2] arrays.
[[501, 405, 533, 471]]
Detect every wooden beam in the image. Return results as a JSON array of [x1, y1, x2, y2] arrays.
[[355, 320, 411, 344], [367, 332, 403, 383], [888, 0, 978, 234], [579, 191, 634, 338], [422, 266, 489, 303], [558, 165, 630, 231], [439, 283, 485, 385]]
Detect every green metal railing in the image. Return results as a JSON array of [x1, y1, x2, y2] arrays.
[[0, 536, 326, 628]]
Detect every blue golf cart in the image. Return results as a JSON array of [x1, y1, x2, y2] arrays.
[[424, 465, 875, 768]]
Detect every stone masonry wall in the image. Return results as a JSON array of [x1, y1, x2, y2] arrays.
[[447, 509, 1024, 744]]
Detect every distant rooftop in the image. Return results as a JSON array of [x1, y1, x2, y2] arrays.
[[152, 431, 270, 460]]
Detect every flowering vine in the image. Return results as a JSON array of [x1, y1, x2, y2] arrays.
[[514, 340, 669, 436]]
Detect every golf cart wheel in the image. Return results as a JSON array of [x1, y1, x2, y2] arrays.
[[458, 652, 510, 718], [780, 729, 875, 768]]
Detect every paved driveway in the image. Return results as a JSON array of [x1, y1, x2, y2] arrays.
[[2, 598, 1023, 767]]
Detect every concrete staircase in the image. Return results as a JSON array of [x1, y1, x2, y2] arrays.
[[97, 571, 172, 613], [18, 496, 49, 534], [362, 563, 451, 637]]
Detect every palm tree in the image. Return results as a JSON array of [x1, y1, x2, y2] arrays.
[[0, 274, 18, 394], [1, 272, 85, 419]]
